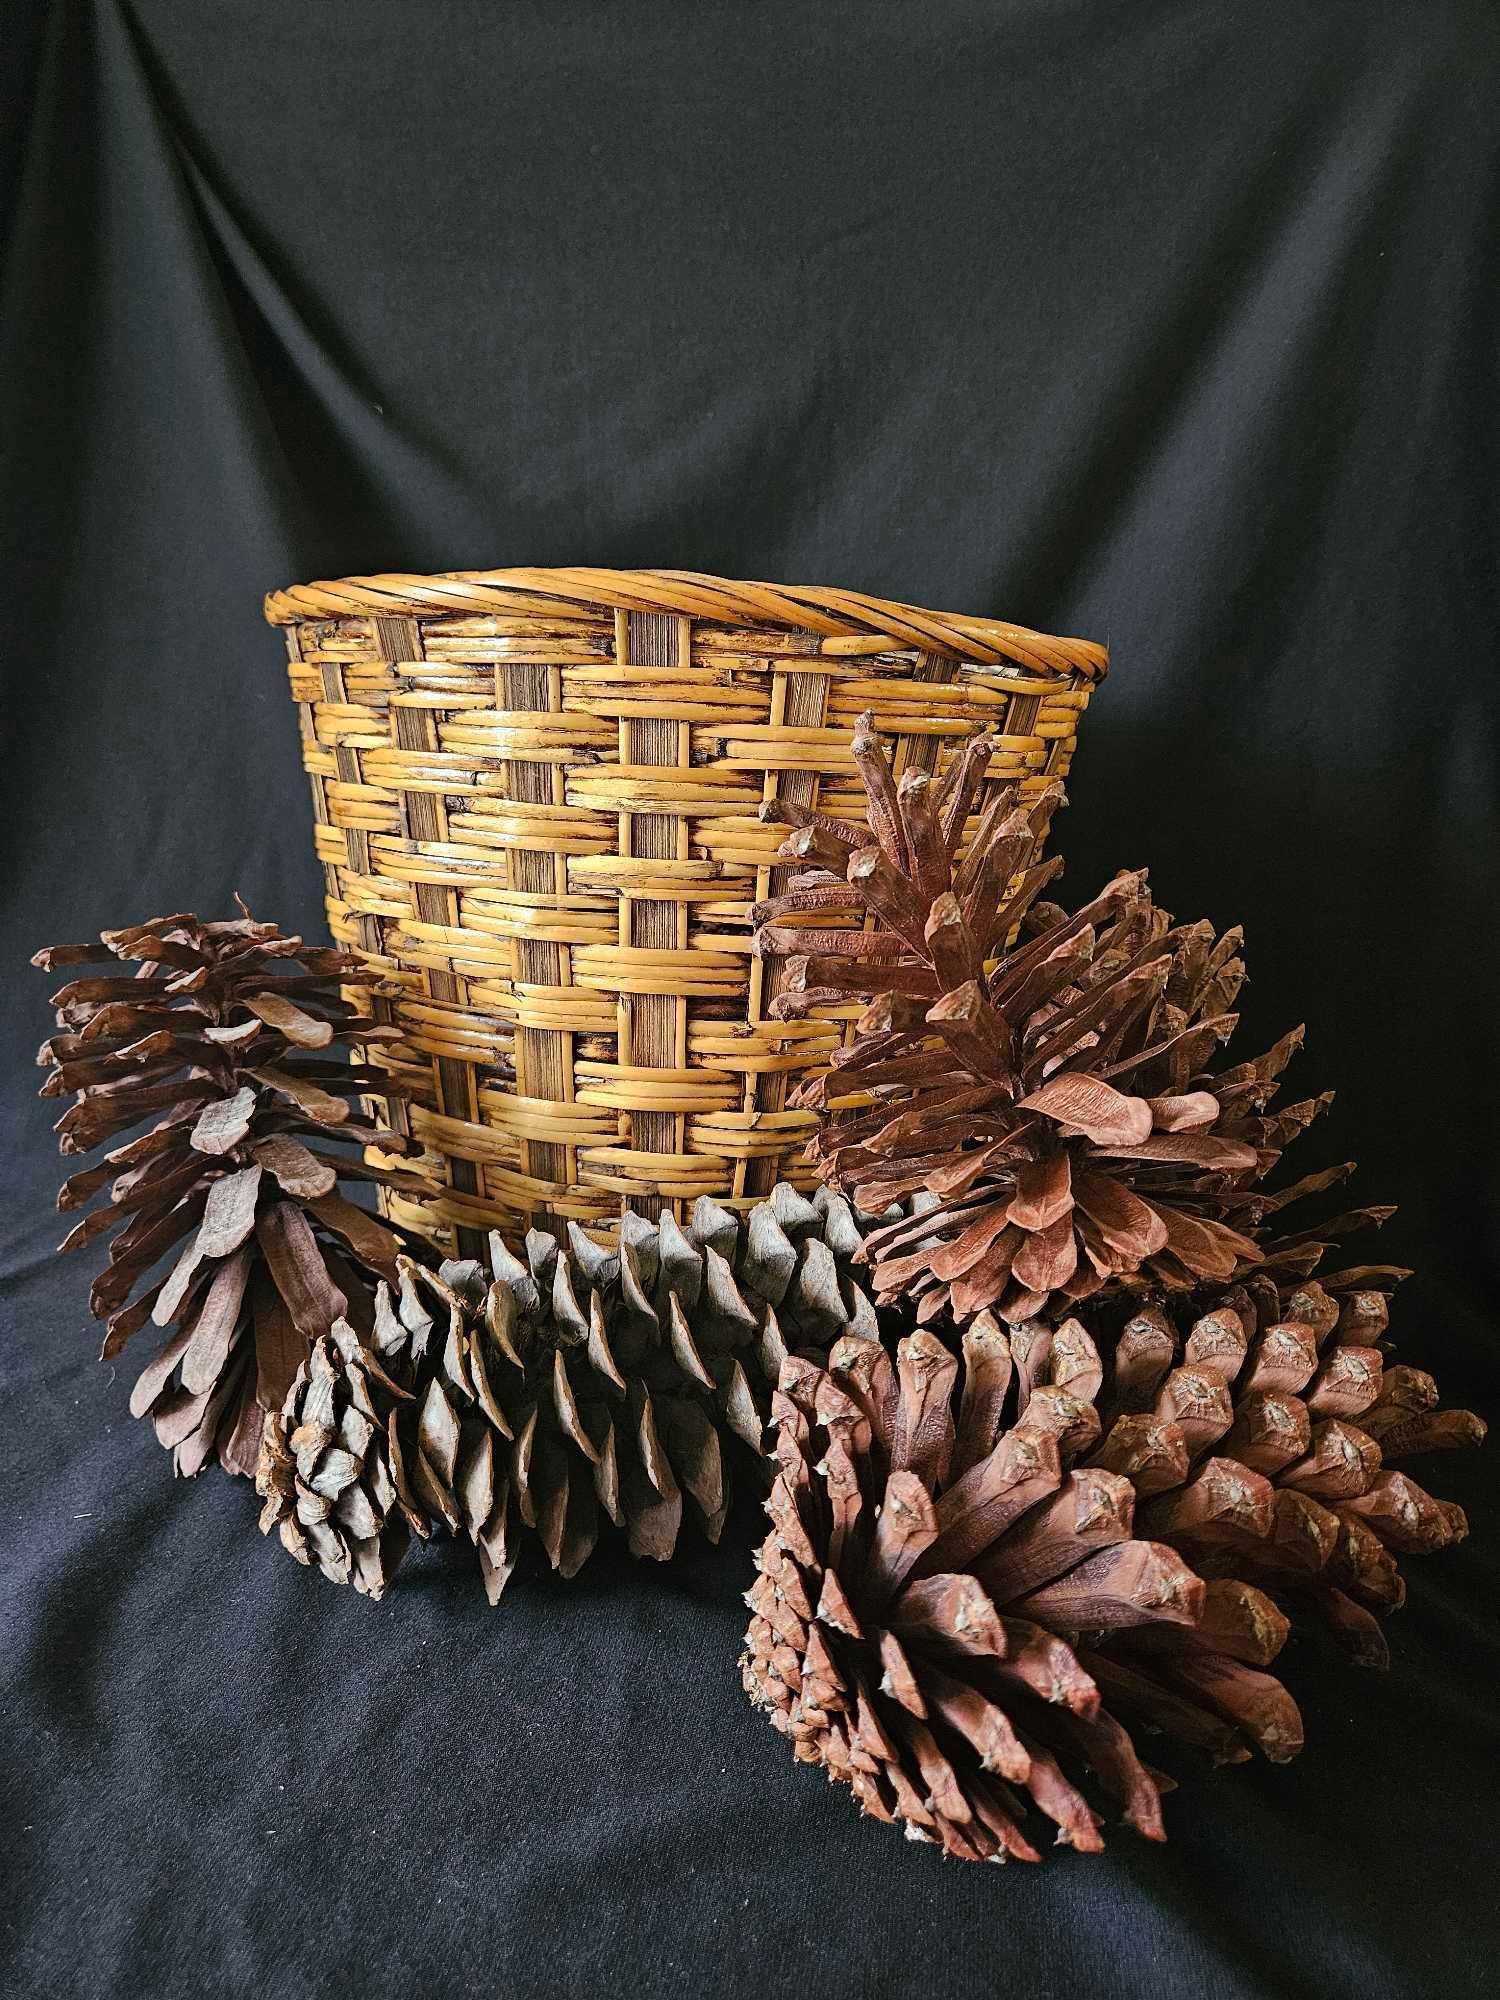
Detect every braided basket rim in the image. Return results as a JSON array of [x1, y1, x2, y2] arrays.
[[263, 564, 1107, 679]]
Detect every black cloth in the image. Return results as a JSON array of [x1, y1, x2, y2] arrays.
[[3, 4, 1497, 1994]]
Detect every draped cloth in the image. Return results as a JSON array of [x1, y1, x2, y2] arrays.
[[2, 5, 1495, 1994]]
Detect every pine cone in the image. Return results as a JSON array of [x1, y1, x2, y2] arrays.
[[1086, 1266, 1484, 1667], [256, 1267, 441, 1597], [753, 716, 1332, 1325], [394, 1183, 887, 1602], [34, 911, 424, 1477], [743, 1322, 1307, 1863]]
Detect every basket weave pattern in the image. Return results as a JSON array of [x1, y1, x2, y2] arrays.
[[265, 568, 1106, 1248]]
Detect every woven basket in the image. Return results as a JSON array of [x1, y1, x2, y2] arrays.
[[264, 567, 1107, 1251]]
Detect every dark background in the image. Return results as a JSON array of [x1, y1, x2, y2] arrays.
[[3, 3, 1497, 1995]]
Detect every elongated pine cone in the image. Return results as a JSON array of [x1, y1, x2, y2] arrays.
[[743, 1323, 1314, 1863], [753, 716, 1349, 1325], [258, 1182, 886, 1601], [414, 1182, 886, 1600], [34, 912, 425, 1477], [256, 1267, 440, 1598], [1080, 1265, 1484, 1668]]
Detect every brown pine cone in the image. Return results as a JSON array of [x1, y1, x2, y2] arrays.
[[743, 1322, 1307, 1864], [255, 1267, 442, 1597], [1086, 1267, 1484, 1667], [397, 1182, 887, 1602], [34, 911, 425, 1477], [752, 716, 1343, 1325]]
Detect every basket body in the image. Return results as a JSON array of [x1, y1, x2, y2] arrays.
[[266, 567, 1106, 1250]]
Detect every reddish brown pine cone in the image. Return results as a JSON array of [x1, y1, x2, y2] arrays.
[[1083, 1267, 1485, 1668], [743, 1323, 1309, 1865], [34, 911, 427, 1477], [753, 717, 1354, 1326]]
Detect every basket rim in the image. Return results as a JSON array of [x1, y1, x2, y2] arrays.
[[263, 564, 1107, 678]]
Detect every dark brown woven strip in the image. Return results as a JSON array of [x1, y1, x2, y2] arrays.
[[500, 655, 569, 1225], [622, 610, 686, 1220], [741, 661, 833, 1197]]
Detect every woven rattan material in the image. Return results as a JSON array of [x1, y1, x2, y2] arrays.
[[266, 567, 1106, 1248]]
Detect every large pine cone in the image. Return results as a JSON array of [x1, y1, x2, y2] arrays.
[[753, 719, 1341, 1325], [743, 1323, 1310, 1864], [1084, 1267, 1484, 1667], [414, 1182, 886, 1601], [34, 912, 422, 1477]]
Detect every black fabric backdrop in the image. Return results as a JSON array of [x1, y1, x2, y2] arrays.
[[3, 4, 1498, 1995]]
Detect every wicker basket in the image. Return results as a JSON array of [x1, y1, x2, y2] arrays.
[[264, 567, 1107, 1251]]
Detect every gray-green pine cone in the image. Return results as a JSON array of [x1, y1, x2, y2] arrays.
[[410, 1182, 885, 1602]]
